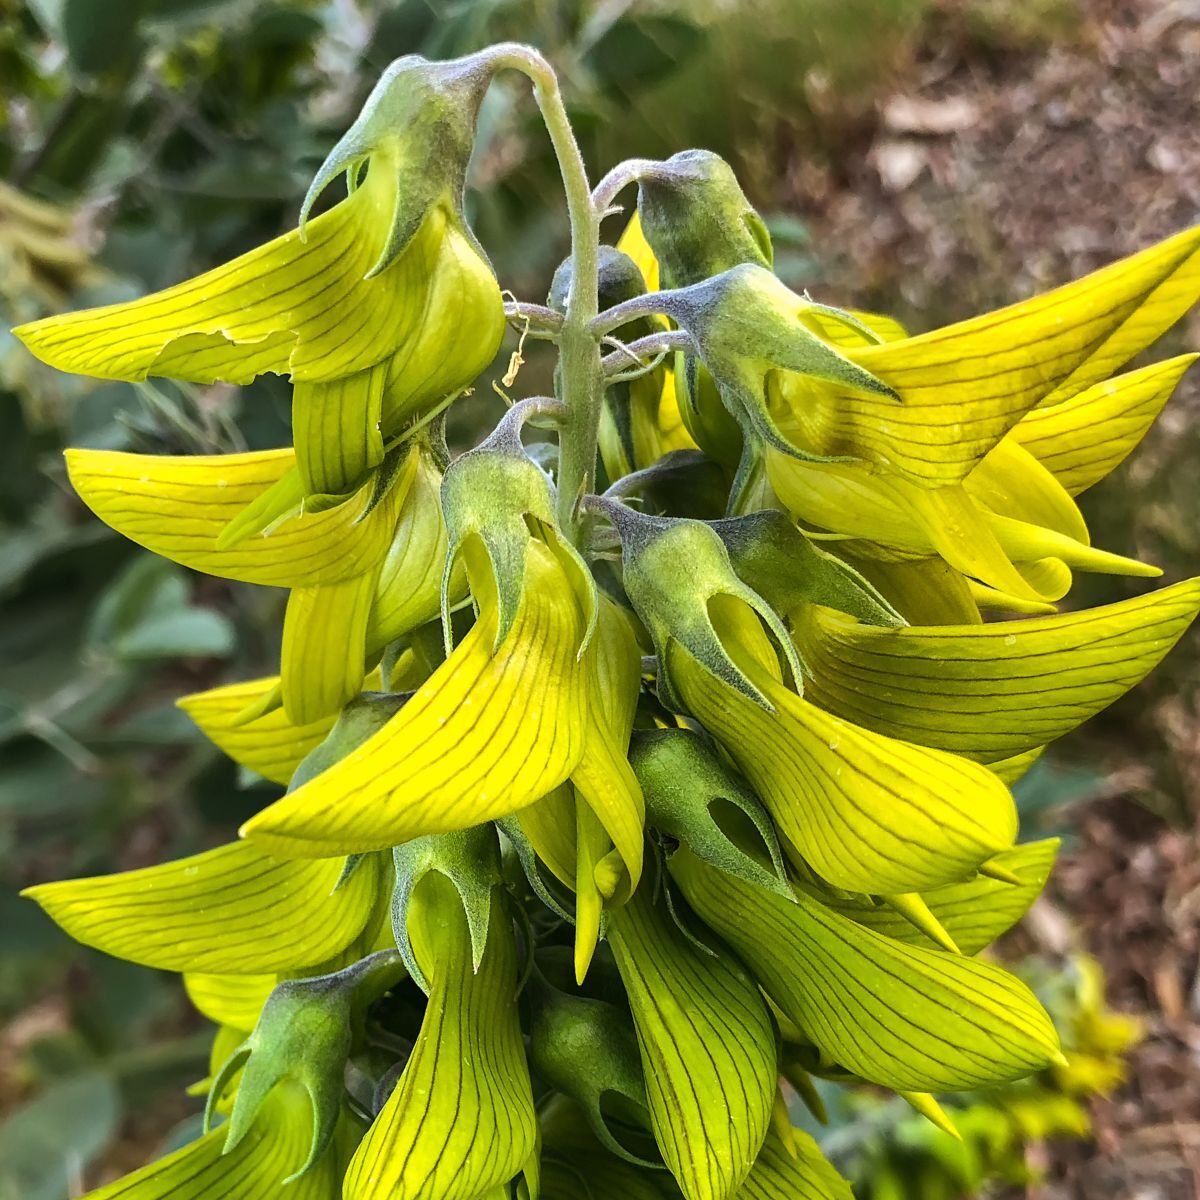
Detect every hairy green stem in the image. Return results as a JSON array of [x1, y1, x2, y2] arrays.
[[488, 44, 601, 541]]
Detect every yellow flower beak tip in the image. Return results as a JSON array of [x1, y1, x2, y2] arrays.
[[978, 859, 1023, 886]]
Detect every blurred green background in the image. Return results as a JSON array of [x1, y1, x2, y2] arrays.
[[2, 1, 1197, 1196]]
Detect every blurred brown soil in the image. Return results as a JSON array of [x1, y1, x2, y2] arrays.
[[781, 1, 1200, 1196]]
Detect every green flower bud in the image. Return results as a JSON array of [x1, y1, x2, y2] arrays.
[[635, 150, 773, 289], [206, 951, 405, 1182]]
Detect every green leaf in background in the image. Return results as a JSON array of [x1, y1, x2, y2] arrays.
[[0, 1072, 121, 1200]]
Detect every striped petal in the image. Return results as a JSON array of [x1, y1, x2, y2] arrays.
[[178, 675, 342, 785], [280, 566, 380, 724], [367, 447, 459, 655], [609, 884, 776, 1200], [672, 848, 1063, 1093], [792, 578, 1200, 762], [739, 1126, 852, 1200], [65, 448, 404, 588], [772, 224, 1200, 485], [668, 613, 1017, 894], [79, 1083, 339, 1200], [22, 841, 380, 974], [13, 159, 485, 386], [343, 881, 535, 1200], [811, 838, 1059, 955], [240, 538, 589, 858], [185, 972, 278, 1031], [570, 599, 646, 895], [1013, 354, 1198, 495]]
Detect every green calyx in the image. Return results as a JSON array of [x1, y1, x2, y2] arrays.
[[440, 399, 599, 654], [630, 726, 791, 901], [391, 824, 503, 994], [528, 975, 656, 1166], [710, 508, 906, 628], [206, 950, 406, 1182], [591, 497, 800, 711], [636, 150, 773, 288], [288, 691, 411, 792], [300, 52, 496, 277], [657, 265, 899, 477]]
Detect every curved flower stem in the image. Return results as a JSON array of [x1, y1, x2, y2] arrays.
[[503, 300, 563, 338], [486, 44, 601, 542], [591, 157, 660, 218], [601, 329, 692, 377], [590, 290, 684, 337]]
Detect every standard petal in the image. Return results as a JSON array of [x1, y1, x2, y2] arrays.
[[672, 848, 1063, 1093], [280, 567, 380, 724], [241, 539, 589, 858], [1013, 354, 1198, 495], [570, 599, 646, 893], [792, 578, 1200, 762], [811, 838, 1059, 955], [78, 1084, 339, 1200], [343, 882, 536, 1200], [738, 1125, 853, 1200], [773, 224, 1200, 484], [609, 884, 776, 1200], [669, 622, 1018, 894], [185, 971, 277, 1031], [23, 841, 379, 974], [65, 448, 402, 588], [178, 674, 345, 785], [14, 161, 442, 385]]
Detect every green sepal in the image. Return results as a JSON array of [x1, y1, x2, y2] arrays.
[[594, 498, 800, 711], [528, 975, 656, 1167], [636, 150, 773, 288], [656, 265, 898, 469], [441, 402, 598, 654], [675, 351, 745, 469], [206, 950, 405, 1182], [300, 51, 496, 276], [630, 726, 791, 900], [288, 691, 410, 792], [390, 824, 502, 995], [710, 508, 905, 627]]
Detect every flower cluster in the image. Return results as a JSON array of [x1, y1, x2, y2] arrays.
[[14, 47, 1200, 1200]]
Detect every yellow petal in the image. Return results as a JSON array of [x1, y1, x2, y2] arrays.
[[343, 881, 536, 1200], [178, 673, 366, 785], [965, 437, 1090, 543], [280, 566, 379, 724], [793, 578, 1200, 762], [609, 883, 776, 1200], [569, 599, 646, 894], [23, 841, 379, 973], [1014, 354, 1199, 495], [1038, 244, 1200, 406], [241, 539, 589, 858], [673, 848, 1063, 1093], [80, 1083, 338, 1200], [774, 224, 1200, 484], [739, 1124, 853, 1200], [669, 612, 1017, 894], [65, 448, 403, 588], [15, 160, 445, 385], [616, 211, 660, 292], [292, 359, 388, 499], [813, 838, 1059, 955], [185, 971, 277, 1030], [368, 448, 459, 655]]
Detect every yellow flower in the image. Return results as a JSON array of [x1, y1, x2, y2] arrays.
[[65, 441, 456, 723]]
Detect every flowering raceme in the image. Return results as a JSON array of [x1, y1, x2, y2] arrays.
[[14, 44, 1200, 1200]]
